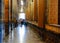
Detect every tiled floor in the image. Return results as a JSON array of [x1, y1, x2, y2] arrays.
[[3, 24, 45, 43]]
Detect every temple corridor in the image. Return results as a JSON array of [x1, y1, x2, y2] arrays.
[[0, 0, 60, 43]]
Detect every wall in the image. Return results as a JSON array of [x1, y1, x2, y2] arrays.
[[25, 0, 60, 34], [45, 24, 60, 34], [47, 0, 58, 24], [37, 0, 45, 28], [9, 0, 12, 22], [34, 0, 38, 21], [4, 0, 9, 23], [12, 0, 18, 22], [26, 0, 46, 28], [45, 0, 60, 34], [25, 0, 32, 21], [30, 1, 34, 21]]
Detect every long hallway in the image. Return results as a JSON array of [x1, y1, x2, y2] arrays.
[[3, 24, 44, 43], [0, 0, 60, 43]]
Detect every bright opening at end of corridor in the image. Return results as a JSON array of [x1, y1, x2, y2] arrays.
[[21, 0, 24, 6], [18, 13, 25, 20]]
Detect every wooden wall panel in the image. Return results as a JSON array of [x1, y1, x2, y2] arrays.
[[48, 0, 58, 24], [4, 0, 9, 35], [25, 7, 31, 20], [45, 0, 59, 34], [30, 2, 34, 21], [37, 0, 45, 28], [34, 0, 38, 21], [4, 0, 9, 23], [9, 0, 12, 22], [27, 1, 31, 21], [45, 24, 60, 34], [12, 0, 18, 23], [25, 9, 28, 20]]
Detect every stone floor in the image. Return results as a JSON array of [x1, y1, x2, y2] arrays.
[[3, 24, 45, 43]]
